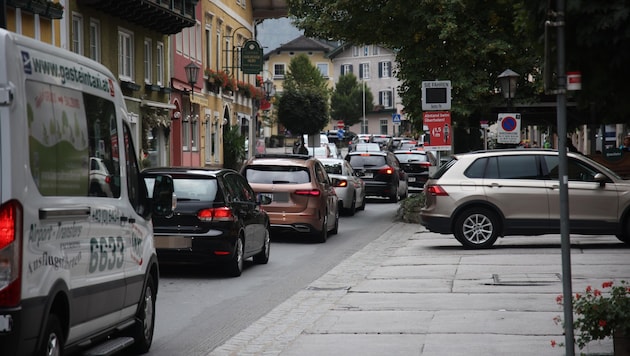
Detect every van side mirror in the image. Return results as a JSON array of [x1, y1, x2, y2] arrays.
[[148, 175, 176, 216]]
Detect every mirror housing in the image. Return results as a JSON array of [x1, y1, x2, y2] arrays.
[[147, 174, 176, 216]]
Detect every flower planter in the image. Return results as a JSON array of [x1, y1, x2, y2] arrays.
[[615, 332, 630, 356]]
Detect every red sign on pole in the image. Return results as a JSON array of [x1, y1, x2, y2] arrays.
[[337, 120, 344, 129], [423, 111, 452, 151]]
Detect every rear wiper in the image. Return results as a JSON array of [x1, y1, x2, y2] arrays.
[[272, 180, 291, 184]]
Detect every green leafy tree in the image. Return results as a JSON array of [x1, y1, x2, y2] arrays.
[[331, 73, 373, 127], [222, 125, 246, 170], [277, 54, 330, 135], [277, 89, 328, 135]]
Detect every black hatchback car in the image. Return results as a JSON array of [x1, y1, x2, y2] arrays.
[[393, 150, 438, 188], [346, 151, 408, 202], [143, 167, 271, 277]]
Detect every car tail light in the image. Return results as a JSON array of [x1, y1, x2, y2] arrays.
[[294, 189, 321, 197], [419, 162, 431, 168], [198, 207, 235, 222], [426, 185, 448, 196], [105, 175, 112, 184], [0, 200, 22, 307], [334, 179, 348, 188], [378, 166, 394, 175]]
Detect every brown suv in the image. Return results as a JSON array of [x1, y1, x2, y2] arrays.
[[421, 149, 630, 248], [241, 154, 339, 242]]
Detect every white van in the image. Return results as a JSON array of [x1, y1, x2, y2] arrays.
[[0, 29, 174, 355]]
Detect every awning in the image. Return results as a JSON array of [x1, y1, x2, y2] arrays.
[[141, 100, 176, 110]]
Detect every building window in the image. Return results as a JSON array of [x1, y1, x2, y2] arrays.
[[195, 22, 202, 62], [175, 31, 183, 54], [216, 26, 221, 70], [71, 14, 83, 55], [380, 119, 388, 134], [317, 63, 329, 78], [372, 45, 379, 55], [89, 19, 100, 61], [379, 61, 392, 78], [143, 38, 152, 84], [191, 116, 199, 152], [359, 63, 370, 79], [118, 29, 134, 79], [274, 63, 286, 78], [156, 42, 164, 86], [205, 26, 212, 70], [341, 64, 353, 75], [379, 90, 393, 108]]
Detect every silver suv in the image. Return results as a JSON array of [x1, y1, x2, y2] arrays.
[[420, 149, 630, 248]]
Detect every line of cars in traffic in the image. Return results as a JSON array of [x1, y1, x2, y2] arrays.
[[144, 133, 440, 278]]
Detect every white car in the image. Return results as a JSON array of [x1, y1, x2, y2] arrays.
[[319, 158, 366, 215]]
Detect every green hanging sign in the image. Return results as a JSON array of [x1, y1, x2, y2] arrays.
[[241, 40, 263, 74]]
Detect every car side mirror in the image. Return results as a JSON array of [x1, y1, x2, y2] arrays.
[[257, 193, 272, 205], [149, 174, 176, 216]]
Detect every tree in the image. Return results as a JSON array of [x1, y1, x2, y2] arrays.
[[277, 54, 330, 135], [330, 73, 373, 127], [288, 0, 542, 133], [289, 0, 630, 130]]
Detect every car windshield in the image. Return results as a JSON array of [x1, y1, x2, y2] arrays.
[[348, 155, 387, 168], [395, 153, 429, 163], [172, 178, 218, 201], [244, 165, 311, 184]]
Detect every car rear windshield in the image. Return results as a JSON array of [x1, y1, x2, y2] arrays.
[[173, 178, 218, 201], [322, 162, 343, 175], [244, 165, 311, 184], [395, 153, 429, 163], [348, 155, 387, 168]]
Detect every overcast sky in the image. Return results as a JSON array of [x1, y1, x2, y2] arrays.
[[256, 18, 303, 53]]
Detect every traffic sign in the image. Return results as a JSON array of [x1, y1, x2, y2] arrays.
[[337, 120, 344, 129], [422, 80, 451, 111], [392, 113, 401, 124], [497, 113, 521, 144]]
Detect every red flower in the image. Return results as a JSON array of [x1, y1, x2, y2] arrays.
[[602, 281, 614, 288], [575, 293, 581, 300], [555, 295, 563, 304], [586, 285, 592, 293], [598, 320, 607, 327], [550, 340, 557, 348], [594, 289, 601, 296]]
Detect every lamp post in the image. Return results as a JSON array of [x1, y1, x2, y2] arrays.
[[498, 69, 519, 110], [249, 77, 275, 158], [183, 61, 199, 166], [362, 79, 366, 134]]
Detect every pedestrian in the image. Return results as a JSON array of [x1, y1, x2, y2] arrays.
[[619, 136, 630, 151]]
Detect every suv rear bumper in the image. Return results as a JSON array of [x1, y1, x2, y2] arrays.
[[419, 214, 452, 234], [364, 181, 396, 197]]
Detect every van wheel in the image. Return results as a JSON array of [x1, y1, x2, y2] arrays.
[[346, 195, 356, 216], [454, 208, 499, 249], [39, 314, 63, 356], [389, 185, 399, 203], [227, 237, 244, 277], [331, 208, 339, 235], [130, 276, 156, 354]]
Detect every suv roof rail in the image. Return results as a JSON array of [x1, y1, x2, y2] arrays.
[[253, 153, 311, 160]]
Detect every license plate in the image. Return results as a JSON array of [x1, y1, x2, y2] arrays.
[[362, 172, 373, 178], [154, 236, 192, 249], [408, 177, 416, 182], [274, 192, 289, 202]]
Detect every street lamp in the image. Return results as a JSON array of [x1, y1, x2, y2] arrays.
[[362, 79, 366, 134], [184, 61, 200, 112], [498, 69, 519, 110]]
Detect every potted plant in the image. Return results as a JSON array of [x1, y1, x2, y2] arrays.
[[553, 280, 630, 355]]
